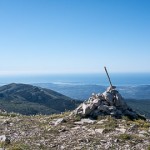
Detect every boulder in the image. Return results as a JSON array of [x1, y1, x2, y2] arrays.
[[97, 105, 110, 113], [93, 98, 101, 106], [102, 91, 114, 105], [82, 103, 91, 116]]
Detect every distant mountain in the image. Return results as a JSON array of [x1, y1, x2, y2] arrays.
[[125, 99, 150, 119], [34, 83, 106, 100], [0, 83, 80, 115], [34, 83, 150, 100]]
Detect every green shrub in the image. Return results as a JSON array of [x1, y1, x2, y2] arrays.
[[0, 141, 5, 148], [119, 134, 132, 140], [104, 116, 117, 130], [74, 115, 82, 121]]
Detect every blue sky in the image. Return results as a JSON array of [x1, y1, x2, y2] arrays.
[[0, 0, 150, 75]]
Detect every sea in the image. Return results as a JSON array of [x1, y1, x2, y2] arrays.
[[0, 73, 150, 86]]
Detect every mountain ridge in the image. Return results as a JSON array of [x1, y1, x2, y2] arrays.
[[34, 83, 150, 100], [0, 83, 80, 115]]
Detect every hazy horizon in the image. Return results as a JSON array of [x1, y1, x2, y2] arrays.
[[0, 73, 150, 86]]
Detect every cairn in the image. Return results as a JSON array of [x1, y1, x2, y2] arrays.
[[73, 67, 143, 119]]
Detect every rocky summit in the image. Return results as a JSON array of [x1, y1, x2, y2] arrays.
[[0, 111, 150, 150], [73, 86, 144, 120]]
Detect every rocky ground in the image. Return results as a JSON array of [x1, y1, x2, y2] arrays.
[[0, 112, 150, 150]]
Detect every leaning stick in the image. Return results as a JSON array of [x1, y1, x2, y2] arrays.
[[104, 66, 113, 88]]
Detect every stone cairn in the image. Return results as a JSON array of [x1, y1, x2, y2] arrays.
[[73, 67, 143, 120], [73, 86, 141, 119]]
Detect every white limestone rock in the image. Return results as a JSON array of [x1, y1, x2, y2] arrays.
[[50, 118, 65, 126], [0, 135, 10, 144], [102, 91, 114, 105], [75, 118, 96, 125], [95, 128, 105, 134], [116, 128, 126, 133]]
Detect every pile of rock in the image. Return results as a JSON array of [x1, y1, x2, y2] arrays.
[[73, 86, 142, 119]]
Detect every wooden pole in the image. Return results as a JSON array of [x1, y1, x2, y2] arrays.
[[104, 66, 113, 88]]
